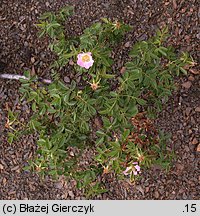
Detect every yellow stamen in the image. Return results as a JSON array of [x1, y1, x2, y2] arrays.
[[81, 54, 90, 62]]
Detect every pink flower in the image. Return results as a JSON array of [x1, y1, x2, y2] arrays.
[[77, 52, 94, 69], [123, 162, 141, 176], [123, 166, 132, 176]]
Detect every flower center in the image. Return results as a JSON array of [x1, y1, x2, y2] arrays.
[[81, 54, 90, 62]]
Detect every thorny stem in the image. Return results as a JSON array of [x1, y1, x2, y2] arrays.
[[0, 73, 52, 84]]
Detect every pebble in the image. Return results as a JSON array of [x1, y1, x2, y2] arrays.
[[191, 138, 198, 145], [64, 76, 71, 83], [124, 41, 131, 48], [54, 182, 63, 189], [68, 191, 75, 199], [195, 107, 200, 112], [154, 191, 159, 199], [188, 75, 195, 81], [181, 81, 192, 89]]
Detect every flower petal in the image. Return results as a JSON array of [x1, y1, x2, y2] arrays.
[[123, 166, 132, 176], [77, 59, 85, 67], [86, 52, 92, 56], [133, 171, 138, 175], [84, 60, 94, 69], [77, 52, 94, 69], [134, 165, 140, 172]]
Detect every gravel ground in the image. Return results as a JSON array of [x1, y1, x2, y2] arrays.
[[0, 0, 199, 199]]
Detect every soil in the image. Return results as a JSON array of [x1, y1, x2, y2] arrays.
[[0, 0, 199, 199]]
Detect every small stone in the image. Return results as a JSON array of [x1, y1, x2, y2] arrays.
[[190, 69, 199, 75], [138, 33, 148, 41], [11, 165, 20, 171], [94, 117, 102, 129], [154, 191, 159, 199], [188, 129, 192, 134], [172, 0, 177, 9], [69, 151, 74, 157], [185, 107, 191, 116], [192, 138, 198, 145], [188, 75, 194, 81], [3, 177, 7, 185], [68, 191, 74, 199], [145, 187, 150, 193], [31, 57, 35, 63], [64, 76, 70, 83], [54, 182, 63, 189], [69, 59, 74, 66], [197, 144, 200, 152], [120, 67, 126, 74], [176, 163, 184, 172], [124, 41, 131, 48], [24, 41, 29, 47], [46, 2, 50, 7], [195, 107, 200, 112], [182, 81, 192, 89], [76, 76, 81, 83], [136, 185, 144, 196], [0, 164, 4, 170]]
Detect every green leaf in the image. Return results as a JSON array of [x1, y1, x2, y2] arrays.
[[100, 56, 112, 67], [37, 139, 47, 147], [122, 129, 130, 140], [136, 98, 146, 106], [110, 91, 118, 97], [24, 70, 31, 79], [32, 102, 37, 112], [179, 67, 187, 75], [156, 47, 167, 56], [101, 18, 109, 23], [7, 132, 15, 144], [101, 73, 115, 79], [47, 107, 57, 114], [127, 105, 138, 117], [102, 117, 110, 128], [130, 69, 142, 80], [96, 137, 104, 145], [27, 91, 38, 102], [99, 108, 110, 115], [96, 130, 106, 136]]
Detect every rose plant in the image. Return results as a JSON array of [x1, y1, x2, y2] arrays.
[[7, 6, 194, 197]]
